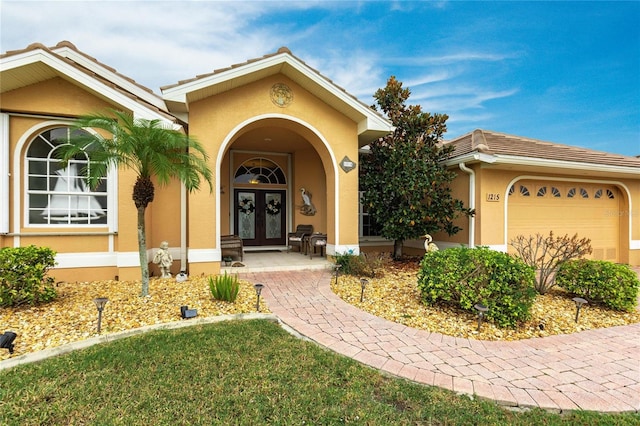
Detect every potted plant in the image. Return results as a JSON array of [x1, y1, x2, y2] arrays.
[[223, 256, 233, 267]]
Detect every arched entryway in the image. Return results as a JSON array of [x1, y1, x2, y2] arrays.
[[217, 116, 335, 251]]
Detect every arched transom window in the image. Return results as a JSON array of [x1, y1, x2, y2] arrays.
[[234, 157, 286, 185], [26, 127, 108, 225]]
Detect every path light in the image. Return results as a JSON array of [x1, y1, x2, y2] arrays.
[[254, 283, 265, 312], [334, 264, 342, 285], [93, 297, 108, 333], [474, 303, 489, 332], [572, 297, 588, 323], [0, 331, 17, 354], [360, 278, 369, 303]]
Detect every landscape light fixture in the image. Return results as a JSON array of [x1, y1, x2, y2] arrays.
[[254, 283, 265, 312], [360, 278, 369, 303], [180, 305, 197, 319], [334, 264, 342, 285], [572, 297, 588, 323], [474, 303, 489, 332], [0, 331, 17, 354], [93, 297, 109, 333]]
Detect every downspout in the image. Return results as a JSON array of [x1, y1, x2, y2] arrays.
[[1, 113, 9, 234], [180, 183, 187, 272], [458, 162, 475, 248]]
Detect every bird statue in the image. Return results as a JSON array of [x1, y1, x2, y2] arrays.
[[423, 234, 439, 253], [300, 188, 316, 216]]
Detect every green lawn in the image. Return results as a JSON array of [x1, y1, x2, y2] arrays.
[[0, 320, 638, 425]]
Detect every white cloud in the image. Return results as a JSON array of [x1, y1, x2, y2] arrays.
[[0, 1, 284, 90]]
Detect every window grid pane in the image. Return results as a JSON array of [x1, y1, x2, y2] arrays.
[[26, 127, 108, 226]]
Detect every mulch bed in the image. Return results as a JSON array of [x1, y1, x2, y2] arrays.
[[331, 258, 640, 341], [2, 260, 639, 361], [1, 276, 268, 360]]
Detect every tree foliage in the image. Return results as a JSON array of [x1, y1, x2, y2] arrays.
[[57, 110, 213, 296], [361, 76, 473, 258]]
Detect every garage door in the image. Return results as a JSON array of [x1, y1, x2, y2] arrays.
[[507, 180, 620, 262]]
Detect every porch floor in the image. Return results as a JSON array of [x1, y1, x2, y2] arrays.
[[221, 249, 333, 273]]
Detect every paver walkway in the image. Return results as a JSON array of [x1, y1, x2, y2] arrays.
[[240, 269, 640, 413]]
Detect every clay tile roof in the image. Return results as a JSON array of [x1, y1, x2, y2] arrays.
[[446, 129, 640, 168], [2, 41, 174, 121], [159, 46, 385, 120]]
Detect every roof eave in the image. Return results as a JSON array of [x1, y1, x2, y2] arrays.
[[52, 45, 168, 112], [1, 47, 174, 123], [444, 152, 640, 175], [161, 51, 392, 136]]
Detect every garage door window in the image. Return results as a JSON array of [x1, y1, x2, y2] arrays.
[[595, 189, 615, 199]]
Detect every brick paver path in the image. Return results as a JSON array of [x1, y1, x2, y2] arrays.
[[240, 270, 640, 413]]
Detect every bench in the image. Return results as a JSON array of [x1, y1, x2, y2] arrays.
[[220, 235, 243, 261]]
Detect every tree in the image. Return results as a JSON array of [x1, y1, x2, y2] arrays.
[[361, 76, 473, 259], [58, 110, 213, 296]]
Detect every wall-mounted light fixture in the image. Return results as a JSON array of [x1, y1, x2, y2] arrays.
[[340, 156, 356, 173]]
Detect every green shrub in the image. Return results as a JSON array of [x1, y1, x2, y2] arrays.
[[334, 251, 391, 278], [0, 245, 57, 307], [334, 250, 365, 276], [208, 272, 240, 302], [417, 247, 536, 328], [556, 260, 639, 312]]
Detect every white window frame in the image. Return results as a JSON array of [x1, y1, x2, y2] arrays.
[[18, 122, 117, 230]]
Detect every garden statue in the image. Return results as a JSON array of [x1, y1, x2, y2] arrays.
[[153, 241, 173, 278], [423, 234, 439, 253], [300, 188, 316, 216]]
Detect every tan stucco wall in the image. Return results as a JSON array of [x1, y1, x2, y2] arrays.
[[186, 74, 360, 271], [1, 77, 113, 116], [442, 163, 640, 266], [0, 78, 186, 280]]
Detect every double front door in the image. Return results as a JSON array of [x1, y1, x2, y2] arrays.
[[234, 189, 286, 246]]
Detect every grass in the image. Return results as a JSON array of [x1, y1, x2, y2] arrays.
[[1, 320, 638, 425]]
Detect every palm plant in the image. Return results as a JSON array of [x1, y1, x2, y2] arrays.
[[58, 110, 213, 296]]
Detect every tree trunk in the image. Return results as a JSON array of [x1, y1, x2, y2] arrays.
[[137, 206, 150, 297], [393, 239, 404, 260]]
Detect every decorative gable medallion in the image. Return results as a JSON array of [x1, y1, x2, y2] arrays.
[[270, 83, 293, 107]]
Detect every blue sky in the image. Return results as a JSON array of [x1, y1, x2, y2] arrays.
[[2, 1, 639, 156]]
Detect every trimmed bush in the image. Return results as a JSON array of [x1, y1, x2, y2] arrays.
[[334, 251, 391, 278], [0, 245, 57, 307], [556, 260, 639, 312], [334, 251, 366, 276], [417, 247, 536, 328], [208, 272, 240, 302]]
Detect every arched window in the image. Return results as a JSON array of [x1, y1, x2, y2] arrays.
[[26, 127, 108, 225], [519, 185, 530, 196], [580, 188, 589, 198], [234, 158, 286, 185]]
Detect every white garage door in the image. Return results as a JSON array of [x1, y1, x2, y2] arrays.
[[507, 180, 620, 262]]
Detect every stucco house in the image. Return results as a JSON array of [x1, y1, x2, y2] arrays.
[[1, 41, 638, 282]]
